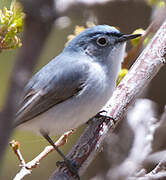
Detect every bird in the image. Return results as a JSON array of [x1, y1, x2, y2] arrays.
[[14, 25, 140, 176]]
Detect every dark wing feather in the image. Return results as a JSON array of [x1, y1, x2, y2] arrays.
[[15, 55, 90, 127]]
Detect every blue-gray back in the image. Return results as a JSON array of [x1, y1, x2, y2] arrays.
[[15, 52, 90, 126]]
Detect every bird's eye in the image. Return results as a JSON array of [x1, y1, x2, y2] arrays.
[[96, 37, 108, 47]]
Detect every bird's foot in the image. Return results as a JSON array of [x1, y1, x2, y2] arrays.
[[95, 110, 108, 118], [86, 110, 115, 125], [95, 110, 116, 124], [56, 159, 80, 180], [41, 131, 80, 179]]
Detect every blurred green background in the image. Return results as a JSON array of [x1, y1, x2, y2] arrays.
[[1, 0, 166, 179]]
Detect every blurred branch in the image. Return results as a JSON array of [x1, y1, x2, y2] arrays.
[[51, 19, 166, 179], [106, 99, 160, 180], [11, 130, 74, 180], [0, 0, 56, 164], [130, 154, 166, 179], [122, 21, 157, 69], [127, 106, 166, 180], [56, 0, 112, 13], [122, 3, 166, 69], [160, 105, 166, 123]]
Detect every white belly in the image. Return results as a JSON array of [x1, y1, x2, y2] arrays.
[[18, 62, 116, 136], [18, 87, 113, 136]]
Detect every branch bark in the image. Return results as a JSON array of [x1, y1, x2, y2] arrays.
[[50, 19, 166, 179], [0, 0, 56, 164]]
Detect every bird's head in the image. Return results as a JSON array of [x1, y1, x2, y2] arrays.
[[64, 25, 141, 61]]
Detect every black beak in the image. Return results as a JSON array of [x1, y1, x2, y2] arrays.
[[117, 34, 142, 43]]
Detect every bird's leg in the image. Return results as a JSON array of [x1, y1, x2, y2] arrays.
[[41, 131, 80, 179], [87, 110, 116, 125]]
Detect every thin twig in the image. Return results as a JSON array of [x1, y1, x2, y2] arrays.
[[11, 130, 74, 180], [9, 140, 26, 167], [122, 21, 157, 69], [132, 154, 166, 180], [151, 155, 166, 174]]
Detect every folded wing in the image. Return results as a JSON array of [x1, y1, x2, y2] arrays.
[[15, 55, 90, 127]]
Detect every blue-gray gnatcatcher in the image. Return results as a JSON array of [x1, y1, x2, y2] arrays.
[[14, 25, 140, 175]]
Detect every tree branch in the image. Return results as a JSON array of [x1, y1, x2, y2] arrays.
[[51, 19, 166, 179]]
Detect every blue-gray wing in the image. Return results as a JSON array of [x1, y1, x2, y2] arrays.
[[15, 54, 90, 127]]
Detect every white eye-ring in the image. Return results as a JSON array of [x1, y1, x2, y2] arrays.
[[96, 36, 108, 47]]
